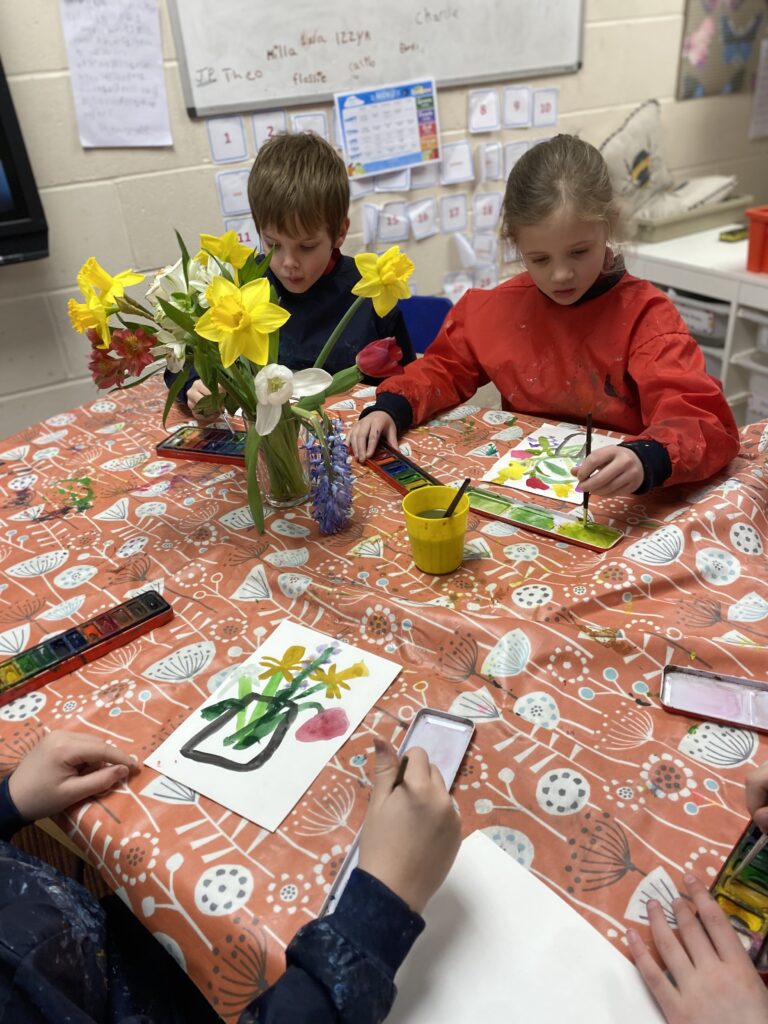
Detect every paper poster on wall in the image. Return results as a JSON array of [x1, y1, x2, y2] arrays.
[[291, 111, 329, 139], [678, 0, 768, 99], [410, 162, 440, 190], [473, 192, 503, 231], [377, 201, 410, 243], [468, 89, 501, 133], [335, 78, 440, 179], [207, 116, 247, 163], [440, 141, 475, 184], [481, 423, 618, 503], [252, 110, 287, 150], [146, 620, 401, 832], [216, 169, 251, 215], [59, 0, 172, 148], [440, 194, 469, 234], [224, 216, 259, 252], [374, 169, 412, 192], [533, 88, 559, 127], [407, 197, 439, 241], [480, 142, 504, 182], [503, 85, 532, 128]]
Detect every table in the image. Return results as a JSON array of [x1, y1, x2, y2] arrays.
[[1, 378, 767, 1020]]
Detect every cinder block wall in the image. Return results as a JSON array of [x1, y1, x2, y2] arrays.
[[1, 0, 766, 438]]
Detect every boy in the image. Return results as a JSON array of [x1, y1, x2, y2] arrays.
[[168, 132, 414, 412]]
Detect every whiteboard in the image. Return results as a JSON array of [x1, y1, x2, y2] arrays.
[[168, 0, 584, 117]]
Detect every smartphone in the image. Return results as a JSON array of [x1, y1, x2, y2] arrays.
[[660, 665, 768, 734], [319, 708, 475, 916]]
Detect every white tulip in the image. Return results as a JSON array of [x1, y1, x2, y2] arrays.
[[253, 364, 332, 436]]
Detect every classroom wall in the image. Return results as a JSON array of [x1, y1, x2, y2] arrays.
[[1, 0, 767, 439]]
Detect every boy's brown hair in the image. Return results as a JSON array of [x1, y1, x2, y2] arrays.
[[247, 132, 350, 240]]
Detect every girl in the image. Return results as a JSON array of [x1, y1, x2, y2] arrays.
[[349, 135, 740, 497]]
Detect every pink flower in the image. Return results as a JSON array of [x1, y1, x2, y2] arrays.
[[88, 348, 126, 389], [295, 707, 350, 742], [110, 328, 156, 377], [355, 337, 404, 378]]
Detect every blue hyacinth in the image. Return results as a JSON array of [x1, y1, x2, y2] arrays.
[[306, 419, 353, 534]]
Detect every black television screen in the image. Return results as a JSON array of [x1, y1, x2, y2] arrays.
[[0, 55, 48, 265]]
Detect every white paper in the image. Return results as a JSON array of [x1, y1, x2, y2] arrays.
[[533, 87, 559, 127], [224, 216, 259, 252], [216, 169, 251, 215], [468, 89, 501, 133], [252, 110, 287, 150], [388, 831, 664, 1024], [472, 232, 498, 264], [473, 263, 498, 290], [146, 621, 401, 832], [504, 140, 530, 178], [374, 169, 412, 192], [439, 141, 475, 184], [377, 201, 410, 242], [291, 111, 329, 139], [59, 0, 172, 148], [350, 177, 375, 200], [453, 232, 477, 268], [480, 142, 504, 182], [503, 85, 532, 128], [410, 162, 440, 189], [440, 193, 468, 233], [750, 39, 768, 140], [362, 203, 380, 246], [443, 271, 474, 303], [473, 192, 503, 231], [207, 116, 247, 164], [407, 197, 439, 241]]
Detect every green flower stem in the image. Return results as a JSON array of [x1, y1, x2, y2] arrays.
[[254, 409, 308, 504], [312, 295, 365, 369]]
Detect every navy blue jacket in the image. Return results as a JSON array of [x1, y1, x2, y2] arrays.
[[165, 253, 415, 405], [0, 776, 424, 1023]]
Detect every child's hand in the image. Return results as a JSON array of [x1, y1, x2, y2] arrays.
[[628, 874, 768, 1024], [575, 445, 644, 497], [348, 412, 398, 462], [8, 731, 139, 821], [186, 380, 218, 422], [357, 737, 461, 914], [746, 761, 768, 832]]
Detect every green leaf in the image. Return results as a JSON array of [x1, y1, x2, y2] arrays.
[[162, 362, 189, 426], [157, 297, 196, 335], [239, 248, 273, 284], [175, 229, 191, 290], [200, 696, 249, 720], [244, 427, 265, 533]]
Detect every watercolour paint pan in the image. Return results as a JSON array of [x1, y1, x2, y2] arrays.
[[660, 665, 768, 735], [319, 708, 475, 917], [0, 592, 174, 707], [157, 425, 248, 464], [365, 441, 441, 493], [710, 822, 768, 969]]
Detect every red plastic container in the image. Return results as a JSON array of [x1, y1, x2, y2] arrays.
[[746, 205, 768, 273]]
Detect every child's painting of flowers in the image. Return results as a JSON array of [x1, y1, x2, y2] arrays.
[[481, 423, 619, 504], [145, 620, 401, 831]]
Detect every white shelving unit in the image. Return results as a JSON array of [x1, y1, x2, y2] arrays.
[[625, 226, 768, 426]]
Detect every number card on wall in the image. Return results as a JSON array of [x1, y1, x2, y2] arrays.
[[411, 162, 440, 190], [440, 194, 468, 233], [440, 141, 475, 185], [473, 233, 498, 264], [473, 192, 503, 231], [207, 116, 247, 163], [252, 110, 287, 150], [290, 111, 329, 139], [480, 142, 503, 182], [504, 140, 530, 179], [374, 169, 411, 192], [443, 271, 473, 304], [474, 264, 499, 290], [407, 197, 439, 241], [216, 169, 251, 215], [363, 204, 379, 247], [468, 89, 501, 133], [377, 201, 410, 243], [533, 88, 559, 127], [350, 177, 374, 200], [335, 78, 440, 179], [503, 86, 532, 128], [224, 216, 259, 251]]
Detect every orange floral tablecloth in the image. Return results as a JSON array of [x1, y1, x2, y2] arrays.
[[1, 378, 768, 1020]]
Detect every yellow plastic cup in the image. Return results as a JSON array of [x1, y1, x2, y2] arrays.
[[402, 485, 470, 574]]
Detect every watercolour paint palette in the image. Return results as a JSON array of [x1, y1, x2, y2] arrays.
[[365, 443, 624, 552], [0, 593, 174, 707], [711, 823, 768, 971], [481, 423, 618, 505], [156, 425, 247, 464]]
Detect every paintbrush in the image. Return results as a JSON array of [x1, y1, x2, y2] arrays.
[[732, 832, 768, 877], [442, 477, 471, 518], [392, 754, 409, 789], [582, 412, 593, 528]]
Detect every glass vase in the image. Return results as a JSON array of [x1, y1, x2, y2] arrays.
[[245, 412, 309, 509]]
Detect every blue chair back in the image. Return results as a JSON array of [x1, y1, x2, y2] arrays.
[[400, 295, 452, 354]]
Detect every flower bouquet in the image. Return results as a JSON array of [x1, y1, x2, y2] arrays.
[[69, 231, 413, 533]]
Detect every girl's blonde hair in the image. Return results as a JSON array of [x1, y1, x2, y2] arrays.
[[501, 134, 622, 243]]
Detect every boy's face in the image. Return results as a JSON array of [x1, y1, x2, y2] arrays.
[[260, 219, 350, 295], [516, 206, 609, 306]]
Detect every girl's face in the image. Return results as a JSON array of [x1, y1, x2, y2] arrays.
[[515, 206, 609, 306]]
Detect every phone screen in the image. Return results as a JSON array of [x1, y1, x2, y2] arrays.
[[661, 668, 768, 731]]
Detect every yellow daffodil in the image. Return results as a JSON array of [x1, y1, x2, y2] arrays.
[[195, 276, 289, 368], [196, 230, 253, 271], [68, 290, 111, 348], [351, 245, 414, 317], [552, 482, 575, 498], [311, 660, 369, 700], [258, 645, 306, 682], [77, 257, 144, 305]]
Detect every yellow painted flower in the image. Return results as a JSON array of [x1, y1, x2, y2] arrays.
[[312, 660, 370, 700], [196, 230, 253, 271], [552, 482, 575, 498], [195, 276, 289, 368], [494, 461, 526, 483], [68, 290, 111, 348], [77, 257, 144, 305], [351, 245, 414, 317], [258, 645, 306, 682]]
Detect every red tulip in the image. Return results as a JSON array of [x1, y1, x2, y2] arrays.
[[295, 707, 350, 742], [355, 337, 404, 378]]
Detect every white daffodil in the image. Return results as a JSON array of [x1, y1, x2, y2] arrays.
[[253, 364, 332, 436]]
